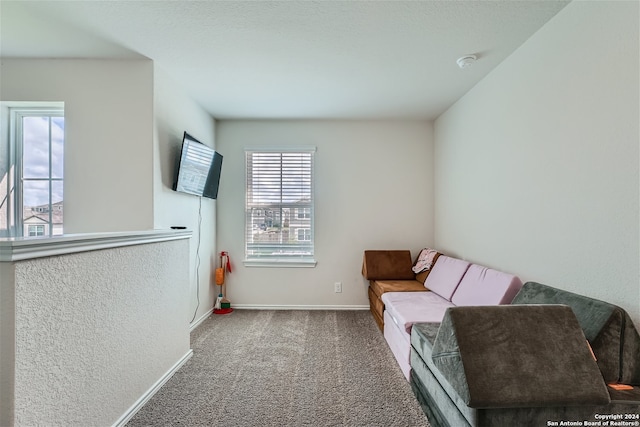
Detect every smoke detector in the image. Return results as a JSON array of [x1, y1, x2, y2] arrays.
[[456, 55, 477, 69]]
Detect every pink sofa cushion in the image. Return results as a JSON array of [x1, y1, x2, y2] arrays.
[[451, 264, 523, 306], [381, 291, 455, 333], [423, 256, 471, 301], [383, 310, 412, 380]]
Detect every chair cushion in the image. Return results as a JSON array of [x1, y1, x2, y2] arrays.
[[431, 305, 611, 408], [423, 256, 470, 301], [369, 279, 427, 299], [512, 281, 640, 384], [381, 291, 454, 333], [451, 264, 523, 306], [362, 250, 414, 280]]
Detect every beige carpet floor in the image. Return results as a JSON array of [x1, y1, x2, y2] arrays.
[[126, 310, 431, 426]]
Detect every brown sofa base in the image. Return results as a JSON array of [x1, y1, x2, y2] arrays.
[[368, 287, 385, 330], [362, 249, 440, 331]]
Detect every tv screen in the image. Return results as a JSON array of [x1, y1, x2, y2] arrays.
[[173, 132, 223, 199]]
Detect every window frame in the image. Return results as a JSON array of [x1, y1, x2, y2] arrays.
[[4, 105, 64, 237], [243, 147, 316, 268]]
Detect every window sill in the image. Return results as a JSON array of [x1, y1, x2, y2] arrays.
[[243, 259, 317, 268]]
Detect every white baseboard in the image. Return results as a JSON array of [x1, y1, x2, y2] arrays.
[[231, 304, 369, 310], [189, 307, 213, 332], [113, 349, 193, 427]]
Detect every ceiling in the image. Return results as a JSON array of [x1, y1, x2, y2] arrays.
[[0, 1, 570, 120]]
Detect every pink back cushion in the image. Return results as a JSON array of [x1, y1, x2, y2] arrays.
[[423, 256, 471, 301], [451, 264, 523, 306]]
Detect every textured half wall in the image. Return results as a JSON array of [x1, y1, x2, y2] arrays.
[[12, 240, 190, 426], [0, 262, 16, 427]]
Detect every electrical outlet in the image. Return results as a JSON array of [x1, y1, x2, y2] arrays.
[[334, 282, 342, 293]]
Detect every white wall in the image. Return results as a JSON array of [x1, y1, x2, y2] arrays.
[[0, 60, 218, 324], [0, 59, 155, 233], [434, 1, 639, 327], [216, 120, 433, 307], [153, 66, 218, 325]]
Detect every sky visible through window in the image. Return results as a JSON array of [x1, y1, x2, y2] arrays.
[[22, 116, 64, 207]]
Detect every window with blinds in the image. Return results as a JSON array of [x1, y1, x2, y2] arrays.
[[245, 149, 316, 266]]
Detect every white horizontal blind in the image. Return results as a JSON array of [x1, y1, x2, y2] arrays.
[[245, 149, 314, 261]]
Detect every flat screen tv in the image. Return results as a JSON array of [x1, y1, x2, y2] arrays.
[[173, 132, 223, 199]]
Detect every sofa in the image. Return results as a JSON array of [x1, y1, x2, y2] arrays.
[[362, 249, 441, 331], [409, 281, 640, 426], [362, 249, 523, 379]]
